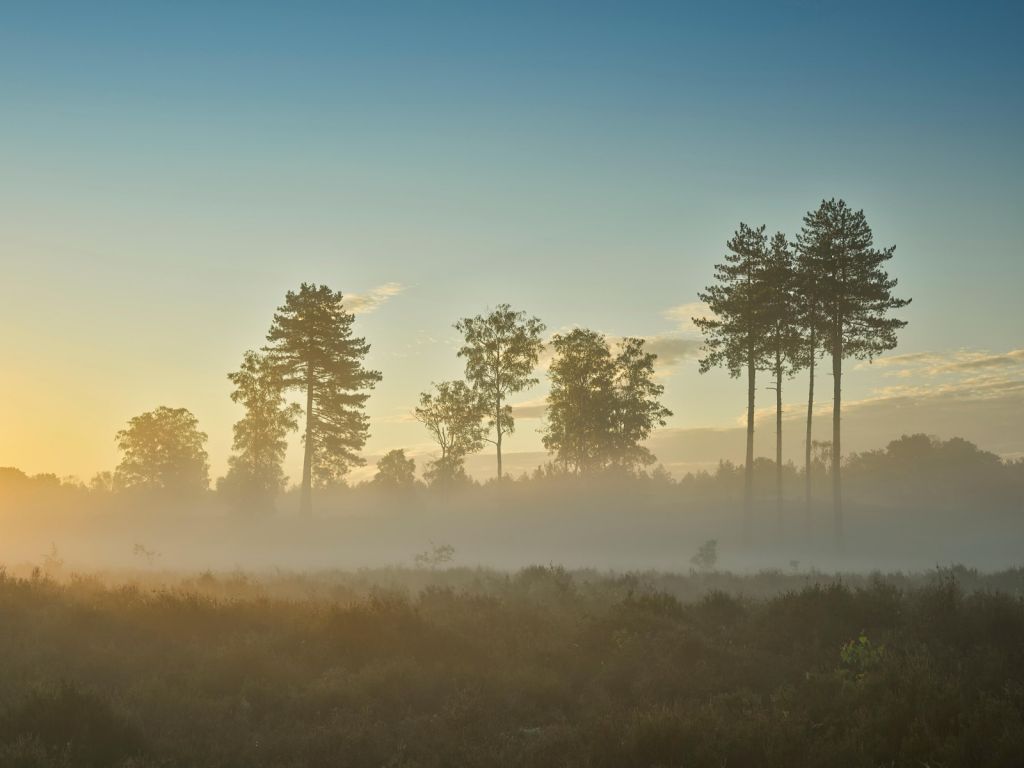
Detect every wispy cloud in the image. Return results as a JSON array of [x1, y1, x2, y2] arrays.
[[511, 396, 547, 420], [862, 348, 1024, 376], [747, 348, 1024, 428], [346, 282, 407, 315], [662, 301, 715, 334], [724, 347, 1024, 463], [641, 336, 703, 369]]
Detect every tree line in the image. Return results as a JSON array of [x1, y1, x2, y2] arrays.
[[99, 198, 908, 545]]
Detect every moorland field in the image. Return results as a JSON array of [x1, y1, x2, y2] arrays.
[[1, 564, 1023, 768]]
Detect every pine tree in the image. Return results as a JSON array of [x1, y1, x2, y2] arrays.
[[693, 223, 769, 535], [455, 305, 545, 480], [794, 216, 830, 527], [263, 283, 381, 514], [798, 199, 910, 547], [760, 232, 803, 528]]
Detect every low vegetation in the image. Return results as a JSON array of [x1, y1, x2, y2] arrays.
[[1, 565, 1022, 767]]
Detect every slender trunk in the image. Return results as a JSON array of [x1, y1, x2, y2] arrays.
[[832, 334, 843, 551], [775, 351, 783, 533], [495, 350, 503, 481], [804, 327, 815, 531], [496, 400, 503, 480], [744, 353, 755, 541], [300, 364, 314, 517]]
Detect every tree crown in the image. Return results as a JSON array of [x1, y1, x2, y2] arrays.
[[115, 406, 209, 494]]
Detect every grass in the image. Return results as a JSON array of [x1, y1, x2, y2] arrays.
[[0, 565, 1022, 767]]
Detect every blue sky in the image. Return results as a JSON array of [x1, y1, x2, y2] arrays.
[[1, 1, 1022, 480]]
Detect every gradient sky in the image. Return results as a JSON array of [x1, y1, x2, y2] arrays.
[[2, 1, 1022, 483]]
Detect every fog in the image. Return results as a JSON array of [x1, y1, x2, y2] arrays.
[[4, 434, 1020, 576]]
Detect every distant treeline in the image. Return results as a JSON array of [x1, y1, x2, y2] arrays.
[[3, 434, 1020, 516]]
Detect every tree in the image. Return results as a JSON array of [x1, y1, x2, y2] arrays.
[[793, 223, 830, 526], [455, 304, 545, 480], [760, 232, 804, 527], [114, 406, 209, 494], [543, 329, 616, 475], [608, 337, 673, 470], [694, 223, 769, 535], [374, 449, 416, 490], [798, 199, 910, 547], [690, 539, 718, 572], [89, 471, 115, 494], [220, 350, 301, 512], [543, 329, 671, 475], [414, 380, 487, 488], [263, 283, 382, 514]]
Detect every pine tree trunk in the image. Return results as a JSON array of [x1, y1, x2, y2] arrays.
[[300, 365, 314, 517], [775, 353, 783, 533], [805, 328, 815, 532], [832, 335, 843, 551], [744, 353, 755, 541]]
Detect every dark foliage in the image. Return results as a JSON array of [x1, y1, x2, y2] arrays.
[[0, 683, 147, 767], [1, 567, 1022, 767]]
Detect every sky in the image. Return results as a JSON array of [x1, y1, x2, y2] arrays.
[[1, 0, 1022, 483]]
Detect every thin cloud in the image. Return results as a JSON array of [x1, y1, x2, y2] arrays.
[[747, 347, 1024, 428], [641, 336, 703, 369], [511, 396, 547, 420], [864, 348, 1024, 376], [346, 282, 407, 315], [662, 301, 715, 334]]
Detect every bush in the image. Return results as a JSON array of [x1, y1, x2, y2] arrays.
[[1, 566, 1022, 766]]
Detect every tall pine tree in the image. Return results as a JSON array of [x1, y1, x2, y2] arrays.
[[798, 199, 910, 547], [263, 283, 381, 515], [694, 223, 769, 536], [760, 232, 804, 528], [794, 214, 830, 527]]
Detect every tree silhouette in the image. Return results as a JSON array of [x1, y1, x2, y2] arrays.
[[543, 329, 616, 476], [114, 406, 209, 494], [414, 380, 487, 488], [455, 304, 545, 480], [373, 449, 417, 490], [760, 232, 803, 527], [609, 337, 673, 470], [263, 283, 381, 514], [798, 199, 910, 546], [220, 350, 301, 512], [793, 222, 830, 526], [543, 329, 670, 475], [694, 223, 769, 535]]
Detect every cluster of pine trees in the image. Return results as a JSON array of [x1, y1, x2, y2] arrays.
[[107, 198, 909, 547], [695, 199, 909, 546]]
